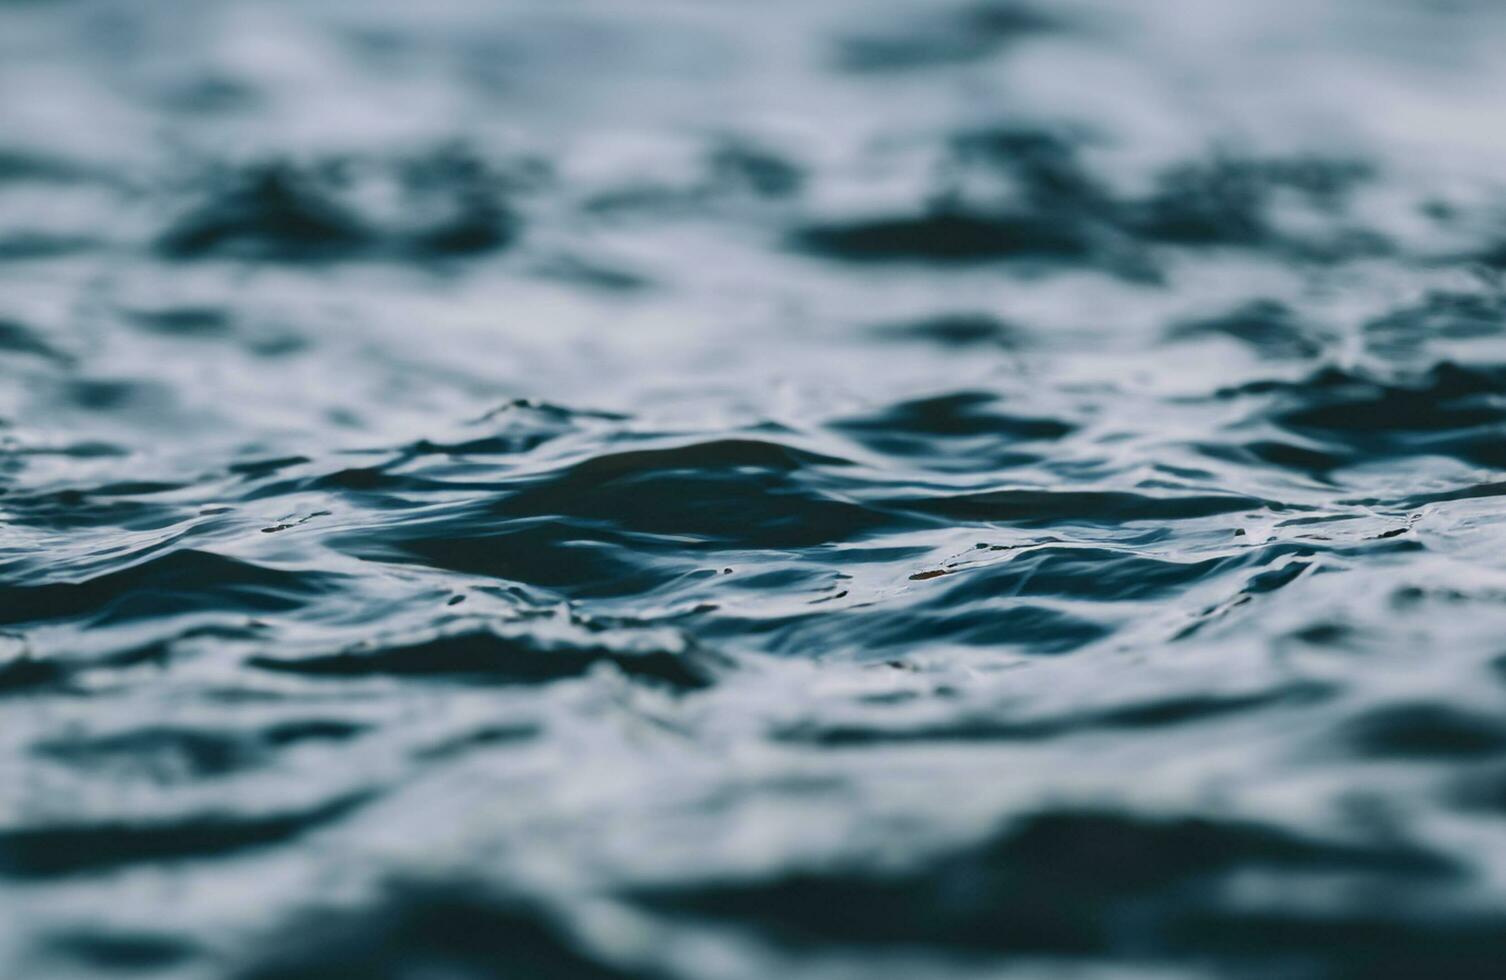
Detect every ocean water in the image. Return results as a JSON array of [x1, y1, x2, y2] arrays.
[[5, 0, 1506, 976]]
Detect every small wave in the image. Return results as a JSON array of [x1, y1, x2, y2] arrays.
[[156, 148, 519, 264], [0, 792, 373, 879], [903, 487, 1271, 525], [792, 207, 1100, 265], [247, 621, 723, 691], [628, 808, 1457, 957], [236, 881, 631, 980], [836, 2, 1058, 72], [0, 550, 337, 627]]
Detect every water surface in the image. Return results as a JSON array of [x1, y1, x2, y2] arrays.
[[5, 1, 1506, 977]]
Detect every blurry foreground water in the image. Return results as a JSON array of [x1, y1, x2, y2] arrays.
[[5, 0, 1506, 976]]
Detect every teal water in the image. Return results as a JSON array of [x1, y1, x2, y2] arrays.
[[5, 1, 1506, 977]]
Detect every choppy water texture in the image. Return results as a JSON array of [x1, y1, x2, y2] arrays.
[[6, 0, 1506, 976]]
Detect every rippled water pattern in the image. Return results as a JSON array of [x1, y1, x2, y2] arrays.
[[6, 0, 1506, 977]]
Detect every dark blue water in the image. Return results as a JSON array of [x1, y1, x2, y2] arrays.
[[6, 0, 1506, 976]]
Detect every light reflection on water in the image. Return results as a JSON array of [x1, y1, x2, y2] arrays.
[[3, 1, 1506, 977]]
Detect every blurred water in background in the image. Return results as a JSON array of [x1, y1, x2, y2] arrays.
[[5, 0, 1506, 976]]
